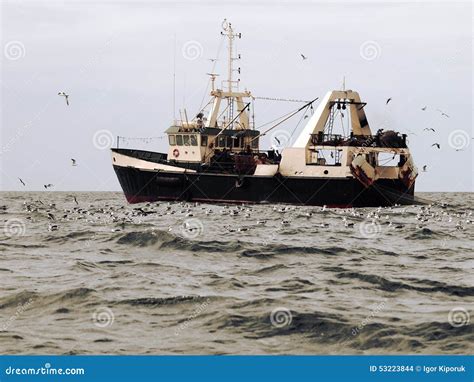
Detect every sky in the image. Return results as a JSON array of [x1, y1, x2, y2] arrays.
[[1, 0, 472, 192]]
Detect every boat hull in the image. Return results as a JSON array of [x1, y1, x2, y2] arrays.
[[112, 165, 416, 207]]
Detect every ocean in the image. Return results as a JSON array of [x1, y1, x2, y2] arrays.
[[0, 191, 472, 354]]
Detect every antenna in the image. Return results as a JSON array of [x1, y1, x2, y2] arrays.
[[342, 75, 346, 91], [173, 33, 177, 121], [206, 73, 220, 91]]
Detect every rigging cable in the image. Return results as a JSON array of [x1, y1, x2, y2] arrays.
[[198, 35, 226, 112], [254, 96, 311, 103], [251, 98, 319, 142]]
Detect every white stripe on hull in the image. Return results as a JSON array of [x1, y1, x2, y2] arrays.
[[111, 152, 196, 173]]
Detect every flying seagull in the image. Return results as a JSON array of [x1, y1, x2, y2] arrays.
[[423, 128, 436, 132], [274, 137, 281, 145], [71, 158, 77, 166], [386, 98, 392, 105], [431, 143, 441, 149], [73, 196, 78, 205], [300, 53, 307, 60], [422, 165, 427, 172], [18, 178, 26, 186], [421, 106, 427, 111], [58, 92, 70, 106], [44, 184, 54, 189], [436, 109, 449, 118]]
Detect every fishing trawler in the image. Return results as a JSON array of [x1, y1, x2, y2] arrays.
[[111, 20, 418, 207]]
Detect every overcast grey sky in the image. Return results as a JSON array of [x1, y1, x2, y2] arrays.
[[1, 0, 472, 192]]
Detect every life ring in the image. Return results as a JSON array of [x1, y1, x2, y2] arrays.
[[173, 148, 180, 158]]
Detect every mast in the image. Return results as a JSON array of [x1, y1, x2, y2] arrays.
[[221, 19, 241, 129]]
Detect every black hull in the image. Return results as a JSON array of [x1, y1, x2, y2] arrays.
[[113, 165, 416, 207]]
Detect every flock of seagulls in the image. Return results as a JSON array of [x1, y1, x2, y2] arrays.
[[18, 157, 77, 188], [17, 91, 76, 189], [383, 99, 464, 171], [10, 199, 472, 235]]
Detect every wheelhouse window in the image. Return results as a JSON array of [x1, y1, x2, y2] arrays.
[[251, 137, 258, 149], [201, 135, 208, 147], [168, 135, 176, 145], [190, 134, 198, 146], [226, 136, 233, 148], [176, 135, 183, 146], [183, 135, 190, 146], [218, 136, 226, 148]]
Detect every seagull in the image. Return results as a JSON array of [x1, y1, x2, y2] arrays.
[[431, 143, 441, 149], [304, 115, 309, 119], [208, 58, 218, 62], [274, 137, 281, 145], [300, 53, 307, 60], [48, 224, 59, 231], [44, 184, 54, 189], [436, 109, 449, 118], [58, 92, 70, 106], [423, 128, 436, 132], [73, 196, 78, 205], [18, 178, 26, 186], [422, 165, 428, 172], [386, 98, 392, 105], [421, 106, 427, 111], [71, 158, 77, 166]]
